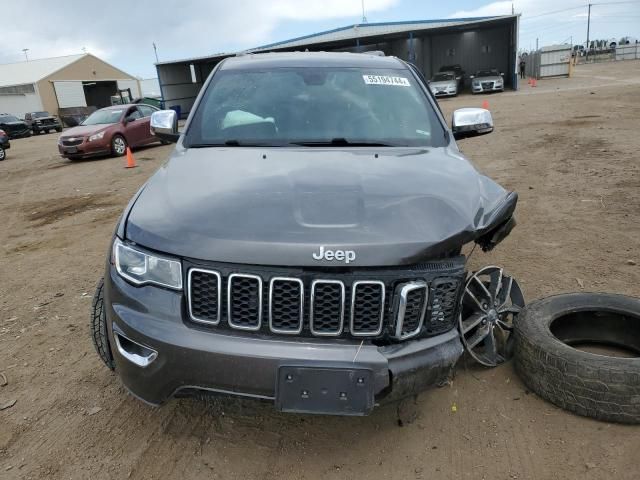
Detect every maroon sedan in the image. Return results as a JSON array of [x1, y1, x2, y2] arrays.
[[58, 104, 162, 160]]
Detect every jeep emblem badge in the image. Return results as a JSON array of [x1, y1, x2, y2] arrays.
[[312, 246, 356, 264]]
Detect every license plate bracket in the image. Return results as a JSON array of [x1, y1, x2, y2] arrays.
[[276, 366, 374, 416], [66, 146, 78, 153]]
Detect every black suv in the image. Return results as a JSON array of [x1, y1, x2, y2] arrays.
[[25, 111, 62, 134], [91, 52, 516, 415], [0, 114, 31, 139]]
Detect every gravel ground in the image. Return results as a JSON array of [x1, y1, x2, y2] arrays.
[[0, 61, 639, 480]]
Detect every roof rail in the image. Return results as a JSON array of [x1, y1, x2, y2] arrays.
[[362, 50, 385, 56]]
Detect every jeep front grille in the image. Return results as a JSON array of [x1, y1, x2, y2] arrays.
[[350, 281, 385, 336], [227, 274, 262, 331], [393, 281, 428, 340], [269, 277, 304, 334], [310, 280, 345, 336], [187, 269, 221, 325], [186, 261, 463, 340]]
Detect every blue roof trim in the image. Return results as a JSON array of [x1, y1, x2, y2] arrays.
[[253, 16, 499, 50]]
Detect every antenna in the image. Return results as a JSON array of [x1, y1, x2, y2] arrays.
[[22, 48, 29, 61], [361, 0, 367, 23]]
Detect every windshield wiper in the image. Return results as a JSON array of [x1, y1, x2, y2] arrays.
[[289, 138, 399, 147], [189, 140, 284, 147]]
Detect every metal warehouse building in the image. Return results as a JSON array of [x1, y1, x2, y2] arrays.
[[0, 54, 140, 118], [156, 15, 519, 118]]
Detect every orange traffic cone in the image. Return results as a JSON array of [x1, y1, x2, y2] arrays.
[[482, 99, 490, 110], [527, 77, 532, 85], [531, 78, 537, 87], [125, 147, 137, 168]]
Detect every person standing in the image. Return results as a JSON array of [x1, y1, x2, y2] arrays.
[[519, 59, 526, 79]]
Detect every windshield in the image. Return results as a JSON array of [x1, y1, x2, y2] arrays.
[[32, 112, 50, 118], [82, 109, 124, 125], [185, 67, 446, 148], [1, 115, 20, 122], [476, 70, 498, 77], [432, 73, 454, 82]]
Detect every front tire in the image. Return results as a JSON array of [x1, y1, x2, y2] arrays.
[[0, 147, 5, 161], [90, 278, 115, 370], [110, 134, 127, 157]]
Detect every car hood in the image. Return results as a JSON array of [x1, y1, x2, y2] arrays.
[[430, 80, 456, 89], [33, 116, 58, 121], [125, 146, 517, 266], [61, 124, 113, 137]]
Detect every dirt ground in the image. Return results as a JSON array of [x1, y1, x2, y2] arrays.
[[1, 61, 639, 480]]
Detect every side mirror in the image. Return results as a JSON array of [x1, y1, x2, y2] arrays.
[[150, 110, 179, 143], [124, 116, 134, 124], [469, 75, 475, 79], [451, 108, 494, 139]]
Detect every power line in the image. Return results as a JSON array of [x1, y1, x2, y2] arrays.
[[521, 0, 640, 21]]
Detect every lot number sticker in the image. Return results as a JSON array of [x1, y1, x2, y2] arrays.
[[363, 75, 410, 87]]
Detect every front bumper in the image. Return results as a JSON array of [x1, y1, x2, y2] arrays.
[[58, 141, 109, 159], [7, 129, 31, 139], [105, 266, 463, 410], [472, 83, 504, 93], [33, 123, 61, 132]]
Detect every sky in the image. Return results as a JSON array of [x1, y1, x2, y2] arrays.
[[1, 0, 638, 78]]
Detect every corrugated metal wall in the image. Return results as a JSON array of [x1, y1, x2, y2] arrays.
[[428, 26, 511, 83], [157, 63, 203, 116], [616, 44, 640, 60]]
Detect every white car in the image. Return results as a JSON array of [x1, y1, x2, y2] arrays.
[[429, 71, 458, 97], [470, 69, 505, 94]]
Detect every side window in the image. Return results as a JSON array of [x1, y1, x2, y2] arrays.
[[127, 107, 143, 120], [138, 105, 155, 117]]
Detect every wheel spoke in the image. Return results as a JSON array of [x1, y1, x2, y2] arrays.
[[496, 319, 514, 331], [484, 325, 498, 361], [473, 275, 492, 300], [498, 304, 522, 315], [465, 287, 487, 313], [498, 277, 513, 310], [461, 313, 485, 334], [466, 324, 490, 349], [489, 268, 503, 304]]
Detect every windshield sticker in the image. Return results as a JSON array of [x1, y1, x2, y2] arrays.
[[363, 75, 410, 87]]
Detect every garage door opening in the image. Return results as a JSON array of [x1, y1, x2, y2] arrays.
[[83, 81, 118, 109]]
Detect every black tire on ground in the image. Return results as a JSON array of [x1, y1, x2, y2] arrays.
[[110, 134, 127, 157], [514, 293, 640, 424], [91, 277, 115, 370], [56, 127, 62, 133], [0, 147, 5, 161]]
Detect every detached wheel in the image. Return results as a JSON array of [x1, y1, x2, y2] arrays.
[[110, 134, 127, 157], [91, 277, 115, 370], [459, 266, 524, 367], [515, 293, 640, 424]]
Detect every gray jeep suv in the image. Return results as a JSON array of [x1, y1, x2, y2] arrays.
[[91, 52, 516, 415]]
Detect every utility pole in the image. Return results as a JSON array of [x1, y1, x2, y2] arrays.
[[153, 42, 159, 63], [22, 48, 29, 61], [361, 0, 367, 23], [536, 38, 539, 51], [586, 3, 592, 60]]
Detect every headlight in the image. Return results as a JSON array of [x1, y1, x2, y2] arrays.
[[88, 131, 105, 142], [113, 238, 182, 289]]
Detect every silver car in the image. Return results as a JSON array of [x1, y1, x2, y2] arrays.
[[471, 69, 505, 94], [429, 71, 458, 97]]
